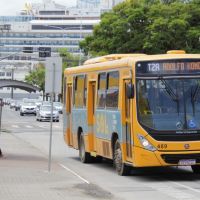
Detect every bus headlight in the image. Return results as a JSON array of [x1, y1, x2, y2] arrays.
[[137, 134, 156, 152]]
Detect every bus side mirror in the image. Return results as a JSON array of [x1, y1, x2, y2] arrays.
[[126, 83, 134, 99]]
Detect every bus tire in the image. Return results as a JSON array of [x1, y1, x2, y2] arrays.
[[79, 134, 92, 163], [114, 139, 130, 176], [191, 165, 200, 174]]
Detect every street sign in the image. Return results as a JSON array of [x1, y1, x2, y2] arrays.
[[0, 98, 3, 135], [45, 57, 62, 172], [39, 47, 51, 58], [45, 57, 62, 94]]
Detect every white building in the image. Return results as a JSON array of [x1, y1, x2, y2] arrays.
[[77, 0, 125, 9], [0, 0, 100, 99]]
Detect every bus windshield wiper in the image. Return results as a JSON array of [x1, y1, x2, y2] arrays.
[[159, 76, 180, 115], [191, 84, 200, 116], [159, 76, 178, 101], [191, 84, 200, 102]]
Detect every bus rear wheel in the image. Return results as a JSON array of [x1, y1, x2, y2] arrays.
[[191, 165, 200, 174], [79, 134, 92, 163], [114, 140, 130, 176]]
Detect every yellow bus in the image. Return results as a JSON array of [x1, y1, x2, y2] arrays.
[[63, 51, 200, 175]]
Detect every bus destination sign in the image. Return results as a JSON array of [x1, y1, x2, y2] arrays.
[[136, 59, 200, 75]]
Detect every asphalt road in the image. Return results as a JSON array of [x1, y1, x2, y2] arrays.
[[2, 105, 200, 200]]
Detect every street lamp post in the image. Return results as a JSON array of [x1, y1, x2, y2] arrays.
[[43, 23, 83, 65], [43, 25, 66, 47]]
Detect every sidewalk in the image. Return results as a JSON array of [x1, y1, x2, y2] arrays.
[[0, 132, 112, 200]]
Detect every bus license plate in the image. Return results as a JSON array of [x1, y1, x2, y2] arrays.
[[178, 159, 196, 166]]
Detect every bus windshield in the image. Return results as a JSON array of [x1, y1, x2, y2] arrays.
[[137, 78, 200, 131]]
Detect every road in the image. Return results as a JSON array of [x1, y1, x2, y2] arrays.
[[1, 105, 200, 200]]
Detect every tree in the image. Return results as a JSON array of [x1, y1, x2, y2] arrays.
[[25, 63, 45, 92], [25, 49, 80, 100], [80, 0, 200, 55], [59, 48, 80, 69]]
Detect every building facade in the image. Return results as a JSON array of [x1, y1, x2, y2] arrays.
[[77, 0, 125, 9], [0, 0, 100, 99]]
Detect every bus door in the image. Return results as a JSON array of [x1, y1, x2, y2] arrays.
[[123, 79, 133, 161], [66, 84, 73, 146], [87, 81, 97, 152]]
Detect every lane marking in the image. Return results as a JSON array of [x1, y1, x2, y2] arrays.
[[59, 163, 90, 184], [171, 181, 200, 194], [25, 125, 33, 128], [148, 182, 199, 200], [37, 125, 47, 129], [12, 125, 19, 128]]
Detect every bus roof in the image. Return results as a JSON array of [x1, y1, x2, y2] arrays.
[[64, 52, 200, 75]]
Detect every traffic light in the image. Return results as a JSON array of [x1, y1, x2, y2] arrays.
[[39, 47, 51, 58]]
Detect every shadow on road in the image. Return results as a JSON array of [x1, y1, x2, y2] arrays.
[[69, 156, 200, 182]]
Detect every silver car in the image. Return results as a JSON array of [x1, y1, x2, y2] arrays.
[[36, 105, 59, 122], [53, 102, 63, 114], [20, 102, 37, 116]]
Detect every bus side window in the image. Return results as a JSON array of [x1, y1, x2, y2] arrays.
[[97, 72, 106, 108], [106, 71, 119, 109], [74, 75, 85, 108]]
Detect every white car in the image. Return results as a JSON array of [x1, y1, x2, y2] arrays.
[[20, 102, 37, 116], [53, 102, 63, 114], [36, 105, 59, 122]]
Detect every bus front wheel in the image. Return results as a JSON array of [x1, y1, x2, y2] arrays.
[[114, 140, 130, 176], [79, 134, 92, 163], [191, 165, 200, 174]]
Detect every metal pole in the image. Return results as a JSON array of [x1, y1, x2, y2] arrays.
[[11, 67, 14, 99], [0, 99, 2, 134], [48, 63, 55, 172], [0, 99, 2, 156]]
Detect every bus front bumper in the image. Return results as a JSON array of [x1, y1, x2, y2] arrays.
[[134, 146, 200, 167]]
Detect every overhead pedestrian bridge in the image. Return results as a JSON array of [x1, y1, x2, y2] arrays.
[[0, 79, 40, 93]]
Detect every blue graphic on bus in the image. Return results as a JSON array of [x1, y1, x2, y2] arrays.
[[188, 119, 196, 129]]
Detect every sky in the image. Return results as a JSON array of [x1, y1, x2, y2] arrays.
[[0, 0, 77, 16]]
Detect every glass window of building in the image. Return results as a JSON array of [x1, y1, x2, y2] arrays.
[[0, 72, 5, 76], [6, 72, 12, 77]]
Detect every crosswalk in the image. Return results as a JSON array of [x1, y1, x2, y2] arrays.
[[9, 124, 62, 130]]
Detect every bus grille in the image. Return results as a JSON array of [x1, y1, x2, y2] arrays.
[[161, 154, 200, 164]]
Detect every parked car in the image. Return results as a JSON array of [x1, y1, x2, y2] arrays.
[[20, 102, 37, 116], [35, 99, 43, 107], [41, 101, 51, 106], [53, 102, 63, 114], [36, 105, 59, 122]]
